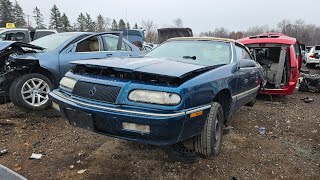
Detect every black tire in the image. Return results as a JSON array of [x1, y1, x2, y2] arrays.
[[9, 77, 20, 105], [193, 102, 224, 158], [9, 73, 53, 111]]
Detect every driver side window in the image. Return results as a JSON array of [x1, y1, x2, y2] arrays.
[[236, 45, 252, 60], [75, 36, 100, 52]]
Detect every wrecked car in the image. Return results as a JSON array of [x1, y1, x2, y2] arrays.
[[49, 37, 263, 158], [0, 32, 141, 110], [238, 33, 302, 95]]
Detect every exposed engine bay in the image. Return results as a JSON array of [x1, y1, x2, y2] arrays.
[[71, 63, 223, 86], [247, 44, 290, 89], [0, 42, 44, 94]]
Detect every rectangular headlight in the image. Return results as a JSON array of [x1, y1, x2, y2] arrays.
[[60, 77, 77, 90], [128, 90, 181, 105]]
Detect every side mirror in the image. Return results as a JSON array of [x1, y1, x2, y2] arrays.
[[314, 53, 320, 59], [239, 59, 256, 69]]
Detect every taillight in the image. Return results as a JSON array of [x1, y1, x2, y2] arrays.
[[310, 54, 314, 58]]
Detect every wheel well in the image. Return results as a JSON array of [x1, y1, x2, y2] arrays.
[[213, 89, 232, 121], [31, 67, 57, 87]]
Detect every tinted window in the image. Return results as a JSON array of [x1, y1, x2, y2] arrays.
[[31, 33, 75, 50], [294, 43, 301, 58], [0, 31, 28, 42], [146, 40, 231, 66], [236, 45, 252, 60], [315, 46, 320, 53], [33, 31, 55, 40]]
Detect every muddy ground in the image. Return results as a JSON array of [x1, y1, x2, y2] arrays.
[[0, 68, 320, 180]]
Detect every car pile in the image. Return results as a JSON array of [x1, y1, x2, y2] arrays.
[[0, 31, 303, 159]]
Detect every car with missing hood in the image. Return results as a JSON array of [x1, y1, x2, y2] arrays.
[[49, 37, 263, 158], [0, 32, 141, 110], [238, 33, 302, 95]]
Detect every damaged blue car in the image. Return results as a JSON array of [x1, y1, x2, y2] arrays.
[[49, 37, 263, 158], [0, 32, 141, 110]]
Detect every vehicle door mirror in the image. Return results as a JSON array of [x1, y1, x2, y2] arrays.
[[314, 53, 320, 59], [239, 59, 256, 69]]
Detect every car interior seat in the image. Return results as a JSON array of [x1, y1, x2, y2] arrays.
[[89, 40, 100, 51]]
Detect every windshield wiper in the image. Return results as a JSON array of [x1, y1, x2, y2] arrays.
[[183, 56, 196, 60]]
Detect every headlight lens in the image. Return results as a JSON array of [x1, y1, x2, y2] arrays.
[[128, 90, 181, 105], [60, 77, 77, 90]]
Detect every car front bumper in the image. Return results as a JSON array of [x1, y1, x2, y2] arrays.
[[49, 90, 210, 146]]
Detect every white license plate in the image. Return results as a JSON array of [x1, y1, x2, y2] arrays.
[[52, 102, 60, 111]]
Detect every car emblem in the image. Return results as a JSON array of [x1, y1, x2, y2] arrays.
[[89, 87, 97, 96]]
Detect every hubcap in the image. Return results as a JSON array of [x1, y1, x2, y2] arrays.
[[21, 78, 50, 107]]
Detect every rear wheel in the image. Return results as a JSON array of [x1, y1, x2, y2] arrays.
[[193, 102, 224, 158], [9, 73, 53, 111]]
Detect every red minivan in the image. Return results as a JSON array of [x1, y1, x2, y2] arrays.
[[238, 33, 302, 95]]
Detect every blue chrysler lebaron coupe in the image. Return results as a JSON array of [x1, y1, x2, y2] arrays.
[[49, 37, 263, 158]]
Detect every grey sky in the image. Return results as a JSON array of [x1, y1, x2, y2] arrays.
[[18, 0, 319, 33]]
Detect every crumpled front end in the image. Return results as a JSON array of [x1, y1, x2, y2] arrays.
[[0, 41, 43, 96]]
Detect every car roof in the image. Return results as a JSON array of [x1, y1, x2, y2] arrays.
[[238, 33, 297, 45], [168, 37, 236, 43]]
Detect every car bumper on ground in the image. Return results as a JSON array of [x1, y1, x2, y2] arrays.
[[49, 90, 210, 146]]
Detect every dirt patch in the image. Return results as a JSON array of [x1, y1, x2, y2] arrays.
[[0, 68, 320, 180]]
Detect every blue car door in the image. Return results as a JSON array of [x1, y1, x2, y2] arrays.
[[58, 35, 121, 78], [234, 44, 259, 107]]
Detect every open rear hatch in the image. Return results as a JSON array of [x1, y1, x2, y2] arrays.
[[246, 44, 291, 89]]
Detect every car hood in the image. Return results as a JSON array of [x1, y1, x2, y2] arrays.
[[71, 57, 209, 78], [0, 41, 45, 51]]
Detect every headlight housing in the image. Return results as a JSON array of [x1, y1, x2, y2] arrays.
[[60, 77, 77, 90], [128, 90, 181, 105]]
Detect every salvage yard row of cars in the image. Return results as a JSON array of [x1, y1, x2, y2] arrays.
[[0, 30, 306, 158]]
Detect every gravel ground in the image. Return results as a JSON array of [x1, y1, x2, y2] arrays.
[[0, 68, 319, 180]]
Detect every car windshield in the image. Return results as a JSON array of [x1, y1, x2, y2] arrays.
[[146, 40, 231, 66], [30, 33, 75, 51]]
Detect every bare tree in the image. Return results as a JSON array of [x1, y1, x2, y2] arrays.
[[172, 18, 183, 28], [142, 19, 158, 43], [104, 17, 111, 30]]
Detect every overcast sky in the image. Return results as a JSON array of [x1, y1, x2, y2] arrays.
[[17, 0, 319, 33]]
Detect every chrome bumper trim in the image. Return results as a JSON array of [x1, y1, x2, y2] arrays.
[[52, 91, 211, 118]]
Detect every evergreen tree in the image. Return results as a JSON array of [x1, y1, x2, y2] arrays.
[[85, 13, 95, 32], [126, 22, 130, 29], [111, 19, 118, 30], [118, 19, 126, 29], [61, 13, 71, 32], [133, 23, 138, 29], [76, 13, 86, 31], [49, 4, 62, 29], [33, 6, 46, 29], [13, 0, 25, 26], [96, 14, 105, 32], [0, 0, 14, 27]]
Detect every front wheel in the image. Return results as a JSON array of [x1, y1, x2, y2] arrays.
[[9, 73, 53, 111], [193, 102, 224, 158]]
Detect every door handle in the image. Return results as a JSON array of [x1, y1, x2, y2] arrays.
[[106, 54, 113, 57]]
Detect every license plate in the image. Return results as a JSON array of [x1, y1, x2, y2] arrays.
[[66, 109, 94, 131], [52, 102, 60, 111]]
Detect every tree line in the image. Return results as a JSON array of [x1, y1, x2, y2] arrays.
[[1, 0, 320, 45], [0, 0, 143, 32]]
